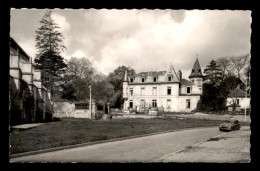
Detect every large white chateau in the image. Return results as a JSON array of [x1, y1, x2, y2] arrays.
[[122, 58, 203, 112]]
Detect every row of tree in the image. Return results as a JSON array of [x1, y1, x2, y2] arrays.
[[199, 54, 250, 111], [59, 57, 135, 108]]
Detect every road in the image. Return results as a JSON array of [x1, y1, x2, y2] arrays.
[[10, 127, 232, 163], [156, 126, 251, 163]]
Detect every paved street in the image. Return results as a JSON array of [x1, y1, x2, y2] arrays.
[[11, 127, 229, 163], [156, 126, 251, 163]]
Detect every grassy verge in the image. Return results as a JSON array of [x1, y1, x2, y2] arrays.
[[10, 118, 249, 155]]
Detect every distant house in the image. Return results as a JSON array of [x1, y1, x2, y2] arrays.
[[9, 37, 53, 125], [122, 58, 203, 113], [226, 86, 250, 112]]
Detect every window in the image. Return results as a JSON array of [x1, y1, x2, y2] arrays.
[[236, 99, 239, 105], [153, 77, 157, 82], [187, 87, 191, 94], [167, 87, 171, 95], [168, 76, 172, 81], [192, 69, 195, 73], [198, 69, 201, 73], [129, 101, 133, 108], [199, 87, 202, 93], [167, 99, 171, 109], [152, 87, 157, 95], [141, 87, 145, 95], [186, 99, 190, 108], [152, 99, 157, 108], [130, 88, 133, 96], [130, 78, 134, 83], [142, 77, 145, 82], [197, 80, 202, 86], [141, 100, 145, 108]]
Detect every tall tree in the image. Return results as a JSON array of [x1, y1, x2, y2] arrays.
[[243, 65, 251, 94], [34, 10, 67, 96], [35, 11, 66, 55], [60, 57, 94, 101], [198, 60, 225, 111], [229, 54, 250, 80], [107, 66, 135, 108], [108, 66, 135, 92], [216, 57, 233, 79], [203, 60, 223, 86]]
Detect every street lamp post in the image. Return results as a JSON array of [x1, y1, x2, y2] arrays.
[[245, 79, 247, 122], [89, 85, 92, 120]]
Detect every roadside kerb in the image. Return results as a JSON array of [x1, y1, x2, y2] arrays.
[[10, 126, 218, 159], [154, 129, 239, 162]]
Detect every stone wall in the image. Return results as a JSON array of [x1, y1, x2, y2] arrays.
[[53, 102, 75, 118], [174, 113, 251, 122], [74, 109, 91, 118], [53, 101, 96, 119], [112, 114, 158, 119]]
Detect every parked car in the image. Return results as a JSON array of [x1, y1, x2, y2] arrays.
[[219, 119, 241, 131]]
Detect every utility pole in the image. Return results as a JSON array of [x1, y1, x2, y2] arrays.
[[245, 79, 247, 122], [89, 85, 92, 120]]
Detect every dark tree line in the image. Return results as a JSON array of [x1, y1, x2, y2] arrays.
[[198, 54, 250, 112]]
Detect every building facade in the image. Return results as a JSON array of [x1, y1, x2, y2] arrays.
[[123, 58, 203, 112], [9, 37, 53, 125], [226, 86, 250, 111]]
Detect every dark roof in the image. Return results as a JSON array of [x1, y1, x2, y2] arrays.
[[167, 64, 179, 82], [180, 79, 195, 86], [10, 37, 30, 60], [189, 58, 203, 78], [135, 71, 166, 77], [228, 87, 250, 98]]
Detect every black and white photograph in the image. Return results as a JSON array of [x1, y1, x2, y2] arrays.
[[9, 9, 251, 163]]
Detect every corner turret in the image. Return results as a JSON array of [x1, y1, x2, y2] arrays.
[[123, 70, 129, 105], [189, 57, 203, 94], [189, 57, 203, 79]]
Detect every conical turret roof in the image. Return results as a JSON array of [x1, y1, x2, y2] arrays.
[[189, 57, 203, 78]]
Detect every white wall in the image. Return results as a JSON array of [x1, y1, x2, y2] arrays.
[[10, 55, 19, 68], [33, 71, 41, 80], [227, 97, 250, 109], [124, 82, 201, 112], [178, 96, 200, 112], [20, 62, 32, 73]]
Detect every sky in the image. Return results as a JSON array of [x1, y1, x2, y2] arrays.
[[10, 9, 251, 79]]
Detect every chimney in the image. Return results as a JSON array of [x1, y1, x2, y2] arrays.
[[178, 70, 182, 80]]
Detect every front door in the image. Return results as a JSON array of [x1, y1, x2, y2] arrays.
[[129, 101, 133, 109]]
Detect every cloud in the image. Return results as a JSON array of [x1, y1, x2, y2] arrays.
[[10, 9, 251, 79], [90, 10, 251, 78], [16, 37, 37, 60], [52, 13, 72, 49], [71, 50, 86, 58], [52, 13, 71, 32]]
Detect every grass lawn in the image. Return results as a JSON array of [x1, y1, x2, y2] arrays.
[[10, 117, 249, 155]]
